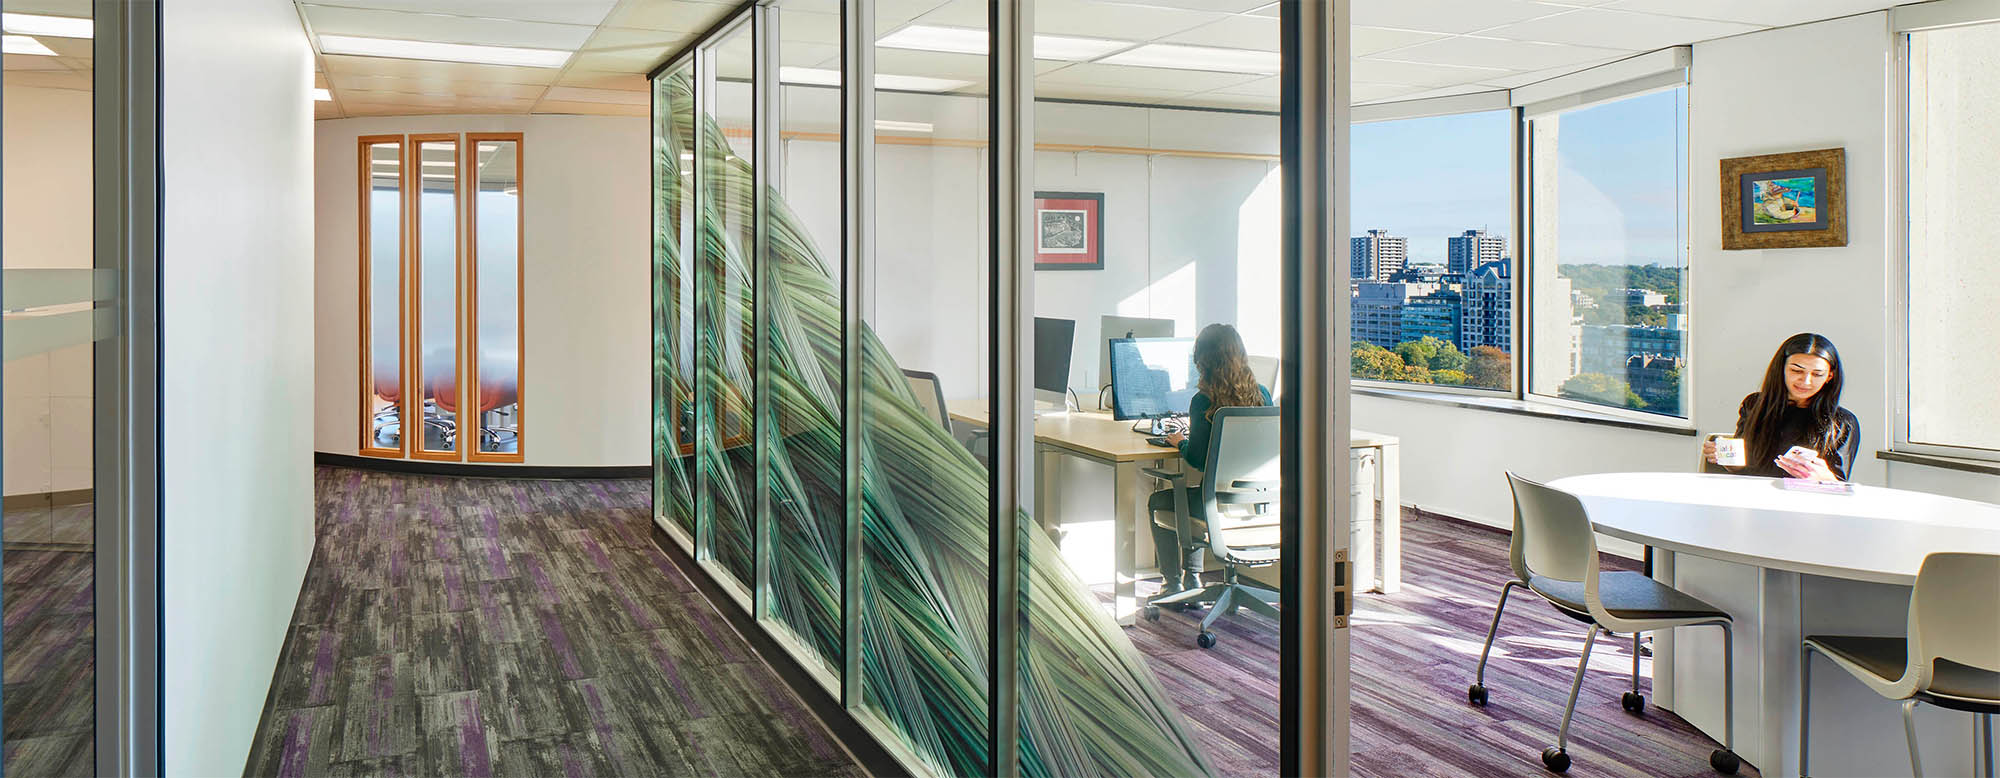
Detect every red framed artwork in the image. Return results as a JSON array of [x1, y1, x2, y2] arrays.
[[1033, 191, 1103, 270]]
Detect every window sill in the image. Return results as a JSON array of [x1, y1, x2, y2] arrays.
[[1874, 450, 2000, 477], [1352, 386, 1698, 437]]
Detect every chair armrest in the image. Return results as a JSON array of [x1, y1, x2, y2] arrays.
[[1229, 479, 1280, 491], [1141, 468, 1185, 484]]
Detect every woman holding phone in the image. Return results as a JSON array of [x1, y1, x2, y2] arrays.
[[1704, 332, 1859, 481]]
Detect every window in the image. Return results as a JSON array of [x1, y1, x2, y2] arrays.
[[1527, 87, 1689, 417], [1905, 21, 2000, 456], [1350, 109, 1515, 391], [359, 132, 525, 461]]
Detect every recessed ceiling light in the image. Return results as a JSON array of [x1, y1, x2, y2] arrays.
[[2, 13, 91, 39], [779, 66, 972, 93], [874, 119, 934, 134], [318, 34, 570, 69], [1099, 43, 1279, 75], [877, 24, 1130, 61], [2, 34, 56, 56], [313, 88, 333, 102]]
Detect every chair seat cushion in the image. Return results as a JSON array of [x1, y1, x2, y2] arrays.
[[1805, 635, 2000, 710], [1528, 571, 1729, 623]]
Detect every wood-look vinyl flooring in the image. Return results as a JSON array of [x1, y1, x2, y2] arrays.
[[245, 468, 859, 778], [1, 548, 95, 777], [1128, 509, 1759, 778]]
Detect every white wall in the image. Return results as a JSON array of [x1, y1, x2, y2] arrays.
[[312, 113, 650, 467], [1356, 12, 1999, 541], [2, 85, 94, 497], [160, 0, 317, 774]]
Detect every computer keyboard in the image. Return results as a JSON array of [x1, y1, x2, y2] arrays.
[[1145, 436, 1174, 448]]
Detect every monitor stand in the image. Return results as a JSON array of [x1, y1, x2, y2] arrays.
[[1032, 388, 1071, 418]]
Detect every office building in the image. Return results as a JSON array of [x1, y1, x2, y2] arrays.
[[1447, 230, 1506, 276], [5, 3, 1995, 778], [1351, 229, 1407, 282]]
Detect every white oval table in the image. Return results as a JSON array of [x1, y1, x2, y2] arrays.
[[1550, 473, 2000, 778]]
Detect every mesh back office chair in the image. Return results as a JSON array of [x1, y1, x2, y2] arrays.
[[1142, 406, 1281, 649], [1801, 552, 2000, 778], [1471, 474, 1742, 774], [901, 369, 950, 431]]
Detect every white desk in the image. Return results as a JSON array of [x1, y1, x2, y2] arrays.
[[1550, 472, 2000, 778]]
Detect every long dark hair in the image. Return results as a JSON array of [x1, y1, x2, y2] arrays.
[[1193, 323, 1264, 420], [1744, 333, 1845, 466]]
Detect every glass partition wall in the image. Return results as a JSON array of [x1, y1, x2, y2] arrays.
[[650, 3, 1343, 776]]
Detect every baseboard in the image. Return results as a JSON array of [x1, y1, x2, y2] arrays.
[[648, 522, 908, 778], [314, 452, 648, 480]]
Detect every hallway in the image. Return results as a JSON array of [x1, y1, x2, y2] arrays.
[[244, 467, 860, 777]]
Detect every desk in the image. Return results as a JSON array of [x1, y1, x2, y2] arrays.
[[1550, 472, 2000, 777], [949, 401, 1402, 624]]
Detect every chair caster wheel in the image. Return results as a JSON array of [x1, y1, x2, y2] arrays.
[[1467, 684, 1489, 706], [1143, 606, 1160, 622], [1196, 631, 1217, 649], [1621, 691, 1645, 714], [1709, 749, 1740, 775], [1541, 747, 1570, 773]]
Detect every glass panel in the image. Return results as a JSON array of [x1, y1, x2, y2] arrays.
[[3, 22, 99, 773], [1908, 24, 2000, 452], [656, 66, 698, 537], [698, 25, 756, 588], [415, 138, 462, 452], [761, 3, 844, 677], [1528, 88, 1689, 416], [472, 139, 521, 455], [856, 13, 993, 778], [365, 141, 404, 450], [1350, 111, 1514, 391]]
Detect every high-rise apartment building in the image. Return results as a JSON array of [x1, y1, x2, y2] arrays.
[[1447, 229, 1506, 275], [1350, 229, 1407, 282], [1461, 258, 1512, 351], [1352, 281, 1436, 348]]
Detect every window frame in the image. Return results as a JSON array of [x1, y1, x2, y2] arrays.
[[357, 134, 408, 458], [407, 133, 467, 461], [466, 132, 527, 463], [1892, 17, 2000, 462]]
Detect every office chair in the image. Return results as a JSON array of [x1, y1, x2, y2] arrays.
[[1142, 406, 1281, 649], [1801, 552, 1999, 778], [474, 350, 520, 452], [1473, 473, 1740, 775], [900, 369, 950, 431]]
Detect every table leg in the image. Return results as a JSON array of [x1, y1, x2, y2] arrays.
[[1377, 442, 1401, 594], [1654, 549, 1676, 711], [1113, 461, 1143, 626], [1760, 569, 1802, 778]]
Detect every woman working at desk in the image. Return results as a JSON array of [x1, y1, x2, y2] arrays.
[[1151, 323, 1272, 596], [1703, 332, 1859, 481]]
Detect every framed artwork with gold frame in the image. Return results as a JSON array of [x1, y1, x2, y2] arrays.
[[1720, 147, 1846, 249]]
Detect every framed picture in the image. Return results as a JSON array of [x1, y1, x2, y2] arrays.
[[1034, 191, 1103, 270], [1720, 148, 1846, 249]]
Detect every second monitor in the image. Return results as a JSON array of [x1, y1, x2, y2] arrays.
[[1108, 337, 1200, 422]]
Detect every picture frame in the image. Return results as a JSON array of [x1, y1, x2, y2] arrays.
[[1033, 191, 1103, 270], [1719, 148, 1846, 250]]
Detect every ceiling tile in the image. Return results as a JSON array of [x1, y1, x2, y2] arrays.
[[301, 4, 596, 50], [1091, 0, 1273, 13], [599, 0, 739, 33], [902, 0, 984, 28], [1473, 56, 1621, 88], [1, 0, 90, 15], [1036, 61, 1262, 92], [2, 69, 90, 89], [1481, 8, 1760, 50], [315, 101, 346, 120], [532, 99, 648, 116], [875, 48, 990, 80], [778, 10, 840, 46], [1161, 15, 1277, 50], [1352, 26, 1450, 57], [341, 102, 467, 117], [1386, 35, 1629, 71], [541, 85, 648, 105], [3, 53, 70, 72], [1603, 0, 1895, 27], [571, 27, 695, 73], [321, 53, 560, 85], [326, 75, 549, 99], [1035, 83, 1201, 104], [1350, 57, 1514, 87], [1351, 82, 1430, 103], [339, 91, 537, 110], [1210, 75, 1278, 96], [1160, 92, 1279, 112], [1371, 83, 1508, 103], [1026, 0, 1230, 39], [555, 69, 649, 90], [782, 40, 841, 69], [299, 0, 617, 26], [1351, 0, 1574, 35]]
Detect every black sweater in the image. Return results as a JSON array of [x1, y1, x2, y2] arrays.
[[1726, 392, 1860, 480]]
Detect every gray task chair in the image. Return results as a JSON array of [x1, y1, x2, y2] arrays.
[[1142, 406, 1281, 649], [1801, 552, 1999, 778], [900, 369, 950, 431], [1469, 473, 1741, 775]]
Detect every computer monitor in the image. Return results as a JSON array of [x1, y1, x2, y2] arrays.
[[1096, 315, 1175, 397], [1108, 337, 1200, 421], [1033, 317, 1075, 398]]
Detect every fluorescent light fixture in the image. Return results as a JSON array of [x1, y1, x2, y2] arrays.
[[779, 66, 972, 93], [318, 34, 570, 69], [878, 24, 1129, 61], [479, 143, 501, 152], [1100, 43, 1279, 75], [2, 13, 91, 39], [313, 87, 332, 102], [420, 173, 457, 180], [2, 34, 56, 56], [874, 119, 934, 134]]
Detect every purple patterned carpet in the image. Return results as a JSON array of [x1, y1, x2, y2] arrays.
[[244, 468, 859, 777], [1128, 509, 1759, 778], [1, 548, 95, 777]]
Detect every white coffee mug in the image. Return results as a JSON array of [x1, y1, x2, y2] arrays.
[[1711, 435, 1746, 467]]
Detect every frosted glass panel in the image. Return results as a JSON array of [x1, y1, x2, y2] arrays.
[[416, 139, 460, 454], [699, 25, 757, 589], [473, 140, 520, 455], [366, 141, 404, 450]]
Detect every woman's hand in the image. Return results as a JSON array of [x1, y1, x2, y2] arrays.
[[1702, 438, 1719, 465], [1165, 431, 1186, 447], [1775, 448, 1838, 482]]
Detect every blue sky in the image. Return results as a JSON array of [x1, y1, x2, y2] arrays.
[[1350, 88, 1687, 267]]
